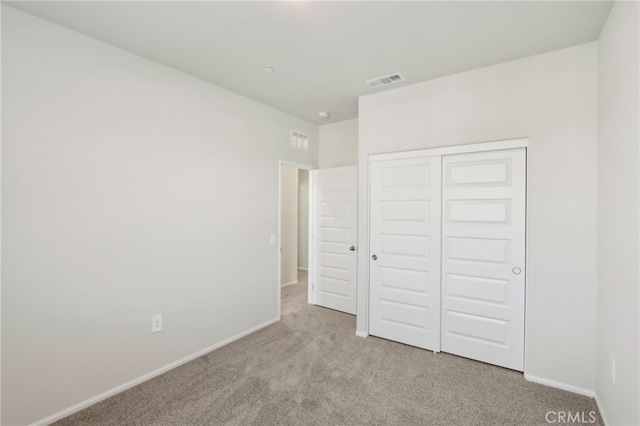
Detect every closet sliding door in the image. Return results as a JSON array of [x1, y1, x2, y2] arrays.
[[440, 148, 526, 371], [368, 144, 526, 371], [369, 157, 442, 351]]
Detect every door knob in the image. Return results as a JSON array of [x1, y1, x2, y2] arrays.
[[349, 246, 356, 251], [372, 254, 378, 261], [512, 267, 522, 275]]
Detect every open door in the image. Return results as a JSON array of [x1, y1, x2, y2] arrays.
[[310, 166, 357, 314]]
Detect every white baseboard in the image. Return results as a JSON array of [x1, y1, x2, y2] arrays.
[[524, 373, 595, 398], [594, 392, 609, 426], [355, 330, 368, 338], [281, 280, 298, 287], [29, 317, 280, 426], [297, 267, 308, 271]]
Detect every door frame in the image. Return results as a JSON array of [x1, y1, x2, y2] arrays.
[[364, 138, 530, 354], [277, 160, 314, 320]]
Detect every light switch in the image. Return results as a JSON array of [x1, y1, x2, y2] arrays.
[[270, 233, 277, 246]]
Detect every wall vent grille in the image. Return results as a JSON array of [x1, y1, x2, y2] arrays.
[[290, 130, 309, 151], [366, 73, 405, 88]]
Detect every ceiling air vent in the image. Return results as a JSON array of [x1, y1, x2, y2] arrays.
[[366, 73, 405, 88], [290, 130, 309, 151]]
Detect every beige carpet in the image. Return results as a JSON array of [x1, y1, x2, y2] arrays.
[[55, 272, 602, 425]]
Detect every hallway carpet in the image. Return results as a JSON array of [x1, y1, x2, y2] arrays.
[[56, 276, 601, 425]]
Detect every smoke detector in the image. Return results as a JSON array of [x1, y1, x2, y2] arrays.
[[318, 111, 329, 120], [366, 73, 405, 88]]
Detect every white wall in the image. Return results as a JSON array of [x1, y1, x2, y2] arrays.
[[358, 44, 598, 392], [318, 119, 358, 168], [596, 2, 640, 424], [281, 166, 298, 285], [0, 5, 4, 423], [1, 7, 317, 425], [297, 169, 309, 270]]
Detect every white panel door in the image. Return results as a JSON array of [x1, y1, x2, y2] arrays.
[[369, 157, 442, 350], [441, 148, 526, 371], [311, 166, 357, 314]]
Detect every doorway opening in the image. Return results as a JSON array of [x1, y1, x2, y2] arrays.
[[278, 163, 358, 319], [278, 162, 312, 318]]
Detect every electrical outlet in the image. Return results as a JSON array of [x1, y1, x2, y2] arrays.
[[610, 356, 616, 384], [152, 314, 162, 334]]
